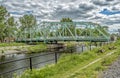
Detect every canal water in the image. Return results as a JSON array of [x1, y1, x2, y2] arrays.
[[0, 45, 96, 77]]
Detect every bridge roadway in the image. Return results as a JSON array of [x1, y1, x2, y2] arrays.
[[16, 36, 110, 43]]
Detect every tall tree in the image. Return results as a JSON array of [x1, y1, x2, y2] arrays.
[[19, 14, 37, 38], [0, 6, 8, 22], [60, 18, 73, 22], [0, 6, 16, 42], [19, 14, 36, 29], [0, 6, 8, 42], [6, 16, 17, 41], [0, 23, 6, 42], [60, 18, 74, 36]]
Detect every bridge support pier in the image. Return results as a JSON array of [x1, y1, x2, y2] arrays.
[[81, 45, 84, 52], [90, 42, 92, 51], [99, 42, 102, 46], [94, 42, 97, 47]]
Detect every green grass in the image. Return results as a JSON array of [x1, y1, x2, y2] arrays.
[[69, 50, 120, 78], [15, 41, 119, 78], [27, 43, 47, 53], [0, 42, 26, 47], [63, 41, 91, 49], [0, 42, 48, 54], [63, 41, 76, 48]]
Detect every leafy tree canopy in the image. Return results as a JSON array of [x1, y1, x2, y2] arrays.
[[0, 6, 8, 22], [19, 14, 37, 30], [0, 6, 16, 42], [60, 18, 73, 22]]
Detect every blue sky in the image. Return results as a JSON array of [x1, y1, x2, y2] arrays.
[[100, 9, 120, 15], [1, 0, 120, 32]]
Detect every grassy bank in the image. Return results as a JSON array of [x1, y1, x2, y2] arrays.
[[63, 41, 91, 48], [64, 41, 76, 47], [27, 43, 47, 53], [16, 40, 120, 78], [68, 48, 120, 78], [0, 42, 26, 53], [0, 42, 47, 54], [0, 42, 26, 47], [0, 41, 92, 54]]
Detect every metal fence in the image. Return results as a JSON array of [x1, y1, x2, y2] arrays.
[[0, 42, 107, 78], [0, 50, 73, 78]]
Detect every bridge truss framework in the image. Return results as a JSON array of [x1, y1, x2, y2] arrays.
[[16, 22, 110, 43]]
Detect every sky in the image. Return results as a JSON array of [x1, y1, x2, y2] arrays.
[[0, 0, 120, 33]]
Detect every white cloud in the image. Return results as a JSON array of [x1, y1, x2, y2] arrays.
[[1, 0, 120, 33]]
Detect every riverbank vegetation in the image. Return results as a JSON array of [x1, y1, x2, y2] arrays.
[[68, 47, 120, 78], [63, 41, 91, 48], [0, 41, 77, 54], [0, 42, 26, 47], [0, 42, 27, 54], [27, 43, 47, 53], [16, 40, 120, 78], [0, 42, 48, 54]]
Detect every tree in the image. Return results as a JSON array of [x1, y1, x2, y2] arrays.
[[0, 6, 8, 42], [19, 14, 37, 38], [0, 6, 16, 42], [19, 14, 36, 29], [60, 18, 73, 22], [0, 6, 8, 22], [6, 16, 17, 42], [0, 23, 6, 42], [60, 18, 75, 36]]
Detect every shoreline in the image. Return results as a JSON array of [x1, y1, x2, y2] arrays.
[[0, 42, 89, 57], [0, 46, 29, 57]]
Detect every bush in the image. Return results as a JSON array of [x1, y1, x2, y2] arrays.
[[27, 44, 47, 53]]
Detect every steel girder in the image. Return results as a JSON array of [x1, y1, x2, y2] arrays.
[[16, 22, 110, 42]]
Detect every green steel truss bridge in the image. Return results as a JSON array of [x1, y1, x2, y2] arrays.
[[16, 22, 110, 43]]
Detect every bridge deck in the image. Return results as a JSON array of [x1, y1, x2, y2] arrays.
[[16, 37, 109, 42]]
